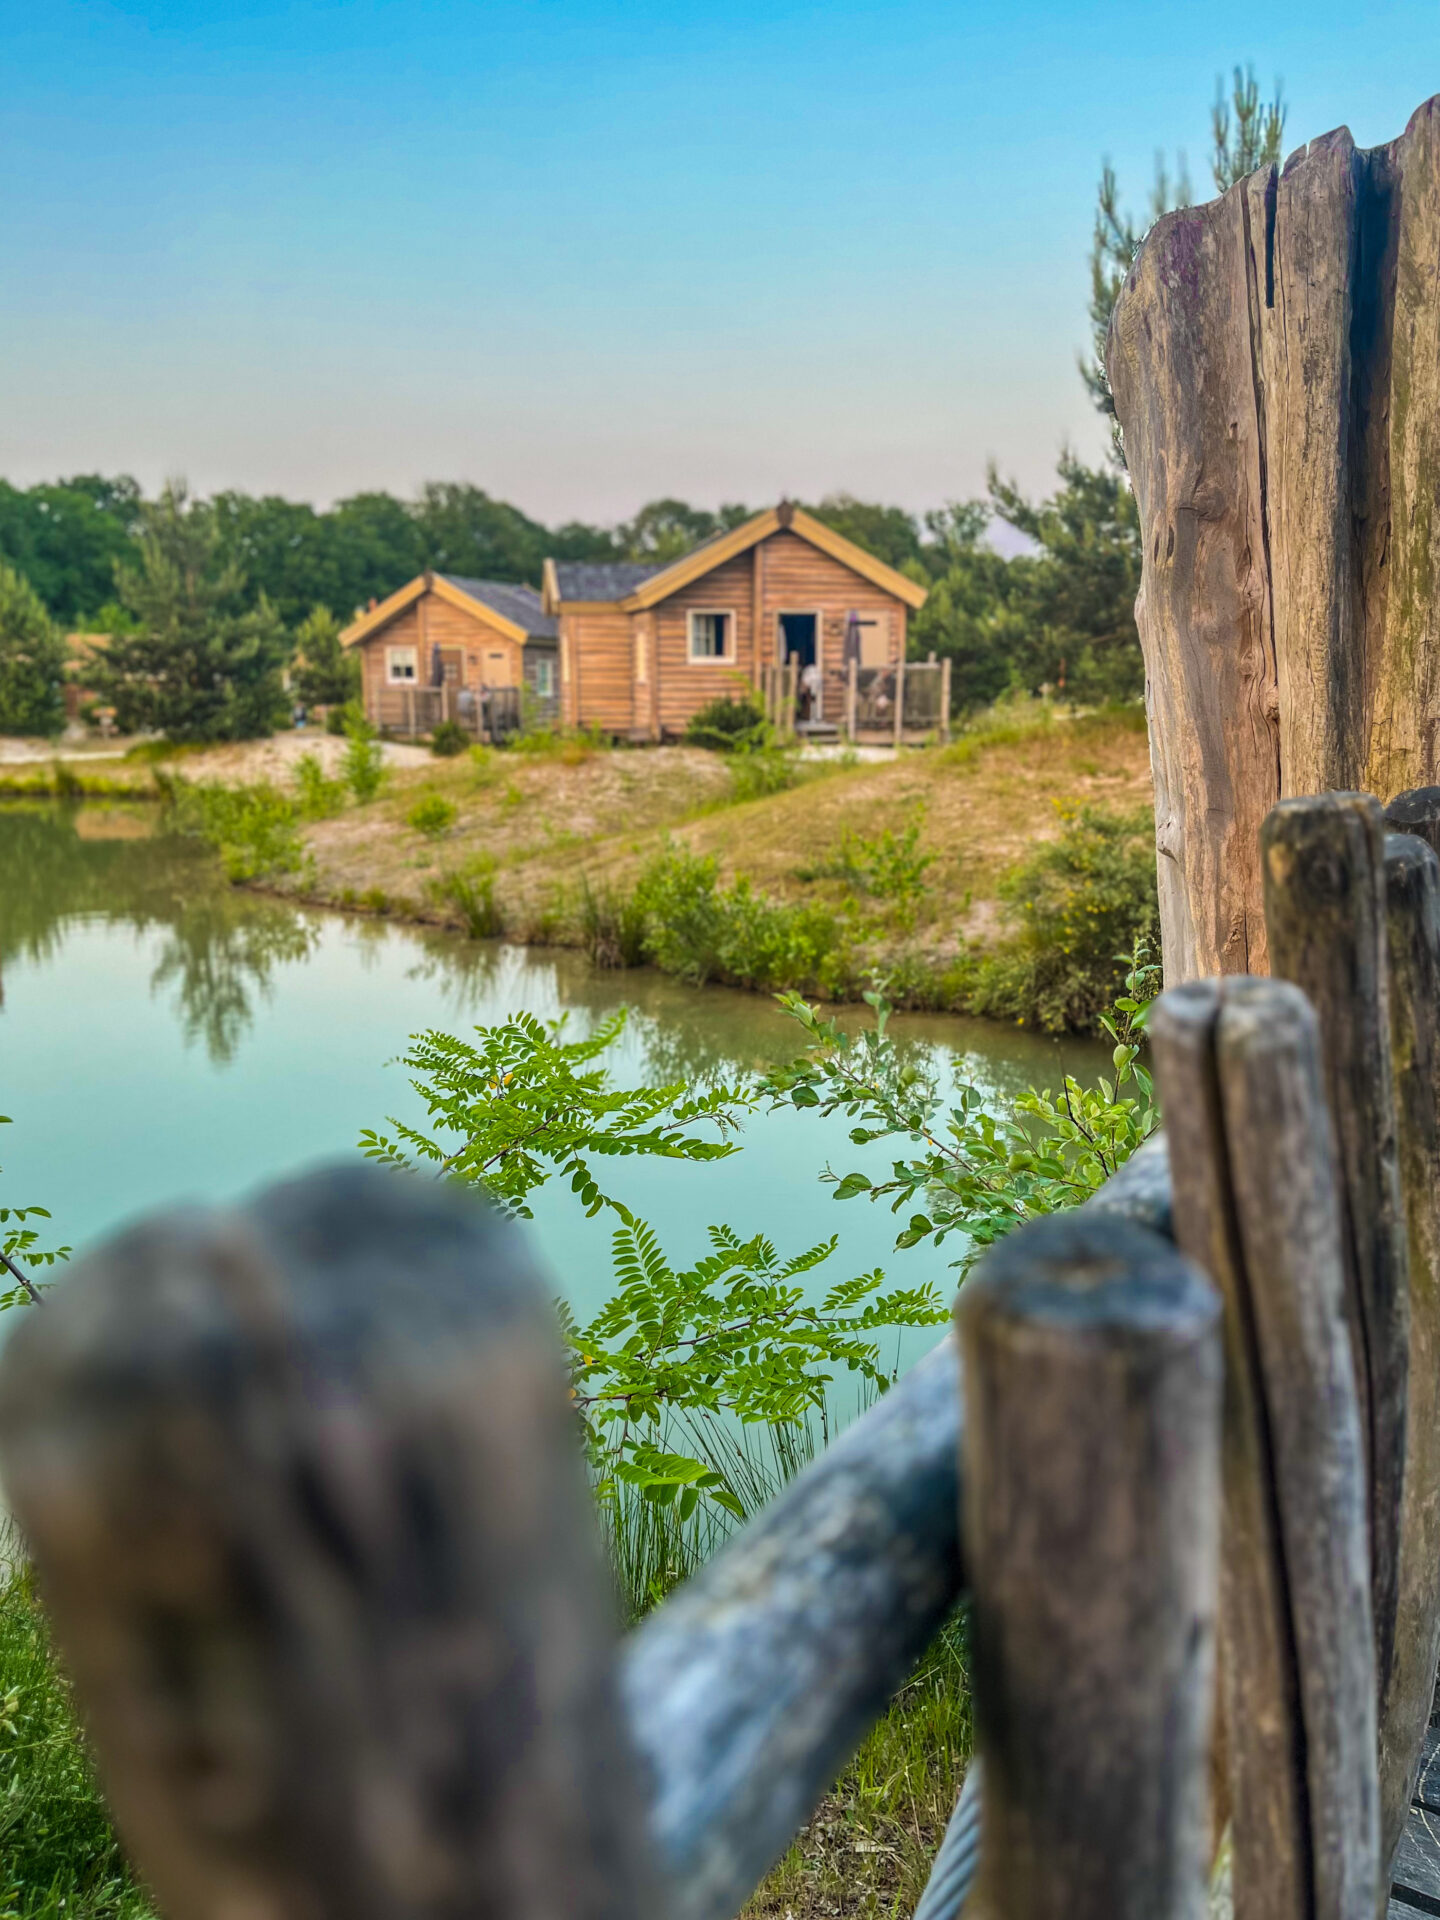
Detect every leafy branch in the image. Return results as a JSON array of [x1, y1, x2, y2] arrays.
[[1, 1117, 68, 1311]]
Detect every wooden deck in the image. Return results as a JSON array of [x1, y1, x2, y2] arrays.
[[1391, 1719, 1440, 1915]]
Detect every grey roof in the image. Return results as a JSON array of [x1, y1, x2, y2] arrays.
[[439, 575, 557, 641], [551, 561, 666, 602]]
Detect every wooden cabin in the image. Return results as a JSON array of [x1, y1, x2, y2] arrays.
[[540, 503, 928, 741], [341, 573, 558, 737]]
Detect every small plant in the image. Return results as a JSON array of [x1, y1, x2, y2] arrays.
[[1, 1116, 67, 1311], [579, 875, 648, 969], [430, 719, 469, 757], [428, 859, 504, 938], [799, 813, 934, 926], [408, 793, 459, 839], [157, 772, 304, 882], [633, 843, 849, 995], [727, 744, 799, 802], [684, 693, 769, 754], [292, 751, 345, 820], [341, 714, 386, 803], [326, 698, 365, 737]]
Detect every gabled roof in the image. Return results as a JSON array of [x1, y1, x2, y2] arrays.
[[541, 504, 928, 614], [341, 572, 556, 648]]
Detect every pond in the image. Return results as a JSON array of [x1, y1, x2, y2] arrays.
[[0, 800, 1108, 1371]]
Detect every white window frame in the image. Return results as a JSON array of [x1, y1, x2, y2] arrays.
[[386, 645, 418, 684], [687, 608, 736, 664], [534, 656, 556, 698]]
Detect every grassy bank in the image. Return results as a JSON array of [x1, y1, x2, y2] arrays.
[[171, 702, 1155, 1034]]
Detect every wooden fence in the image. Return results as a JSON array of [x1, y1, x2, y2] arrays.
[[369, 684, 530, 742], [5, 785, 1440, 1920], [761, 656, 951, 745]]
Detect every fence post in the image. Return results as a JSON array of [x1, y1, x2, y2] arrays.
[[846, 657, 857, 742], [0, 1165, 658, 1920], [1262, 793, 1414, 1847], [893, 657, 906, 748], [1380, 816, 1440, 1865], [957, 1212, 1221, 1920], [940, 656, 952, 742]]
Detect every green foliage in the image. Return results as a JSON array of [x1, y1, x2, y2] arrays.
[[766, 940, 1159, 1272], [0, 1551, 152, 1920], [290, 605, 360, 709], [682, 692, 769, 754], [616, 498, 750, 564], [0, 474, 143, 628], [291, 751, 345, 820], [799, 813, 933, 925], [407, 792, 458, 839], [726, 743, 800, 801], [429, 718, 469, 757], [1, 1116, 69, 1312], [579, 875, 649, 968], [340, 713, 386, 802], [569, 1216, 943, 1523], [633, 844, 850, 995], [326, 697, 365, 736], [968, 804, 1158, 1032], [359, 1007, 759, 1219], [805, 493, 927, 572], [0, 564, 66, 737], [428, 858, 504, 937], [101, 483, 287, 742], [157, 773, 304, 883]]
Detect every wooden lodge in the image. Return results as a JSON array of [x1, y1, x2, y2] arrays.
[[341, 573, 558, 740], [541, 502, 930, 742]]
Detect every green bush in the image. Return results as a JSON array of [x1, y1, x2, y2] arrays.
[[430, 719, 469, 757], [292, 751, 345, 820], [727, 744, 800, 801], [0, 564, 65, 738], [579, 875, 649, 968], [684, 693, 768, 754], [407, 793, 458, 839], [156, 773, 304, 883], [340, 715, 386, 803], [325, 698, 365, 737], [634, 844, 849, 994], [966, 804, 1158, 1032], [798, 813, 933, 926]]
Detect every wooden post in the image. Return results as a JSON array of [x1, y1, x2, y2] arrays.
[[1262, 793, 1412, 1749], [957, 1212, 1221, 1920], [1380, 825, 1440, 1869], [892, 657, 906, 748], [940, 656, 952, 742], [0, 1166, 658, 1920], [846, 657, 857, 742], [1107, 95, 1440, 982]]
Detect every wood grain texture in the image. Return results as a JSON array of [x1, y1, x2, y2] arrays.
[[1216, 978, 1380, 1920], [0, 1165, 657, 1920], [957, 1212, 1221, 1920], [1263, 793, 1412, 1721], [1149, 982, 1305, 1920], [1380, 832, 1440, 1874], [1109, 94, 1440, 978]]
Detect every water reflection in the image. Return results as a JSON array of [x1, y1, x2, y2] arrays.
[[0, 803, 320, 1064]]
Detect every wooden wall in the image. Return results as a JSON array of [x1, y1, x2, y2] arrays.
[[758, 531, 906, 674], [355, 592, 526, 728], [652, 553, 758, 737], [560, 606, 633, 732]]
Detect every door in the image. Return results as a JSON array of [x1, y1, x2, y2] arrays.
[[778, 612, 821, 723]]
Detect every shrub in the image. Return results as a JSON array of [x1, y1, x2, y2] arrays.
[[634, 844, 849, 994], [799, 814, 933, 926], [966, 804, 1158, 1032], [684, 693, 768, 753], [157, 772, 304, 882], [292, 751, 345, 820], [727, 745, 800, 801], [408, 793, 458, 839], [341, 715, 386, 803], [428, 859, 504, 937], [579, 875, 648, 968], [430, 719, 469, 757], [0, 563, 65, 738], [326, 698, 365, 737]]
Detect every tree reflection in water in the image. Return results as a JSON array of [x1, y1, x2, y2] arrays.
[[0, 802, 318, 1064]]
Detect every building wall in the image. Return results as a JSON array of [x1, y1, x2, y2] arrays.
[[559, 605, 634, 732], [355, 591, 527, 731], [757, 530, 907, 672], [651, 551, 758, 737]]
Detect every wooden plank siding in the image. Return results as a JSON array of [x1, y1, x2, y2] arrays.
[[354, 592, 527, 733], [653, 552, 759, 737], [560, 605, 634, 733], [758, 530, 907, 674]]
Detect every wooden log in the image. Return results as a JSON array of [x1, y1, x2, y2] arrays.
[[1380, 831, 1440, 1873], [1149, 981, 1305, 1920], [957, 1212, 1221, 1920], [1215, 977, 1380, 1920], [0, 1166, 657, 1920], [1262, 792, 1411, 1721], [1108, 95, 1440, 981], [1384, 787, 1440, 861]]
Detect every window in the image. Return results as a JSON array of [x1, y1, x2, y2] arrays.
[[688, 610, 734, 662], [386, 646, 418, 683], [534, 656, 556, 698]]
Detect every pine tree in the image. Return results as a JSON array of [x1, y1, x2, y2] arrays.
[[0, 563, 66, 736], [102, 482, 287, 741], [291, 605, 360, 708]]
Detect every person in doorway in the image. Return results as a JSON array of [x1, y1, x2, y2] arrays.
[[799, 659, 821, 723]]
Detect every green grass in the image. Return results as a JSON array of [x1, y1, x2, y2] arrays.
[[0, 1547, 152, 1920]]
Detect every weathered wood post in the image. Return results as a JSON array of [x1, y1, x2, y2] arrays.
[[1151, 977, 1379, 1920], [957, 1212, 1222, 1920], [0, 1165, 658, 1920], [1107, 95, 1440, 983]]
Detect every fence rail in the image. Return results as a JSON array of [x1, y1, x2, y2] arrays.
[[4, 786, 1440, 1920], [761, 656, 951, 744], [370, 683, 536, 742]]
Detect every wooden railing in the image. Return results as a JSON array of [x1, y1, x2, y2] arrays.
[[761, 657, 952, 744], [4, 786, 1440, 1920]]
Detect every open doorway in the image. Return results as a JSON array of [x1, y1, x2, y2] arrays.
[[778, 611, 821, 724]]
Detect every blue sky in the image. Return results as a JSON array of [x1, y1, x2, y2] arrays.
[[2, 0, 1436, 523]]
